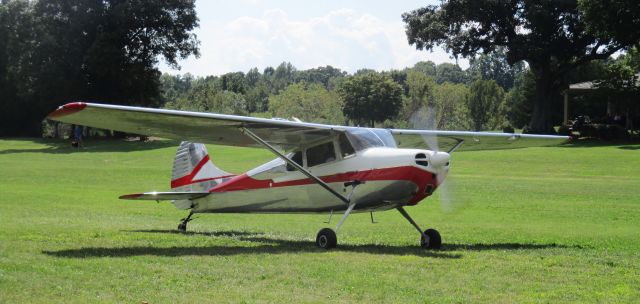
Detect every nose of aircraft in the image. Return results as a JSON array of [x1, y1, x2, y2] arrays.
[[430, 151, 451, 169]]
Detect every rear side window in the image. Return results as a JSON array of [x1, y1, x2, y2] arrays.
[[338, 133, 355, 157], [286, 151, 303, 171], [306, 141, 336, 167]]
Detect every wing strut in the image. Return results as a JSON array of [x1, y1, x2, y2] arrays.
[[447, 139, 465, 153], [240, 127, 350, 205]]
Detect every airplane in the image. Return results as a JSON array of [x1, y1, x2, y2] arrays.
[[47, 102, 568, 250]]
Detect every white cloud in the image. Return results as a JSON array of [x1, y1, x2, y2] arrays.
[[163, 9, 467, 76]]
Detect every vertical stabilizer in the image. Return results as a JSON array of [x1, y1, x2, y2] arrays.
[[170, 141, 234, 192]]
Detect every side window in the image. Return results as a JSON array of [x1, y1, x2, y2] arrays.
[[306, 141, 336, 167], [286, 151, 303, 171], [338, 133, 355, 158]]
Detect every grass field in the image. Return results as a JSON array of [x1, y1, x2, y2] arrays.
[[1, 138, 639, 303]]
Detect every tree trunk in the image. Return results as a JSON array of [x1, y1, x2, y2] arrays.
[[528, 67, 558, 134]]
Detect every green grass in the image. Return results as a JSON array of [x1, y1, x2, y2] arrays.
[[1, 138, 639, 303]]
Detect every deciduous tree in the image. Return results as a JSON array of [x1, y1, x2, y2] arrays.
[[403, 0, 640, 133], [339, 73, 403, 127]]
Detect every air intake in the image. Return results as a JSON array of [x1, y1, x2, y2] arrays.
[[415, 153, 428, 167]]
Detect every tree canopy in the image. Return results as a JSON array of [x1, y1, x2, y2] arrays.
[[269, 83, 344, 124], [403, 0, 640, 133], [338, 73, 403, 127], [0, 0, 199, 136]]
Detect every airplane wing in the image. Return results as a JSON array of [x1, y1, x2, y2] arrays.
[[48, 102, 568, 152], [391, 129, 569, 152], [48, 102, 345, 150]]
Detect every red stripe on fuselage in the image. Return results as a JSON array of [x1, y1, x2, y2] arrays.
[[210, 166, 437, 205]]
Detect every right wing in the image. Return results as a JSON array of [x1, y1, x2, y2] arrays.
[[390, 129, 569, 152]]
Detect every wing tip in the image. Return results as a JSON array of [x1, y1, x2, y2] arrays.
[[47, 102, 87, 119]]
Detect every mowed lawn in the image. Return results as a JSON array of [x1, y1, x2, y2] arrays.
[[0, 138, 638, 303]]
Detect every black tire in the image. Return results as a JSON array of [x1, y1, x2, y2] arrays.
[[421, 228, 441, 250], [177, 222, 187, 232], [316, 228, 337, 249]]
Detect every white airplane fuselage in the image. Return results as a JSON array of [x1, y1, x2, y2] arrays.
[[186, 148, 450, 214]]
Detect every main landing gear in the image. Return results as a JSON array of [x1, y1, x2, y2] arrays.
[[177, 211, 194, 232], [315, 204, 441, 250]]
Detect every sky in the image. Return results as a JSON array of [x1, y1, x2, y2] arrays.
[[159, 0, 469, 77]]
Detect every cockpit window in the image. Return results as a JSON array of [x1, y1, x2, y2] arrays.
[[338, 133, 355, 158], [345, 128, 397, 151], [286, 151, 303, 171], [306, 141, 336, 167]]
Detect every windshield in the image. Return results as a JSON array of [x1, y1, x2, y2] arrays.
[[345, 128, 397, 151]]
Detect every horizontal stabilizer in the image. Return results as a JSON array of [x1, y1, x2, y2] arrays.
[[119, 191, 210, 201]]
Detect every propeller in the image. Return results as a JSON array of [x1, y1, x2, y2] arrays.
[[409, 106, 459, 213]]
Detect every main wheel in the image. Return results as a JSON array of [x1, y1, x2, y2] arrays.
[[177, 222, 187, 232], [420, 228, 441, 250], [316, 228, 337, 249]]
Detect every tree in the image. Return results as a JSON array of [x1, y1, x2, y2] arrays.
[[505, 70, 536, 129], [0, 0, 200, 136], [403, 1, 640, 133], [338, 73, 403, 127], [207, 91, 248, 116], [271, 62, 296, 93], [269, 83, 344, 124], [412, 61, 437, 77], [294, 65, 347, 89], [404, 70, 470, 130], [579, 0, 640, 46], [245, 81, 270, 112], [433, 82, 471, 130], [219, 72, 247, 94], [435, 63, 468, 84], [595, 47, 640, 111], [468, 47, 526, 90], [245, 67, 261, 88], [404, 70, 436, 120], [467, 79, 505, 131]]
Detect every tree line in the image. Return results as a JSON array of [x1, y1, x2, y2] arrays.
[[2, 0, 639, 137], [159, 46, 638, 133]]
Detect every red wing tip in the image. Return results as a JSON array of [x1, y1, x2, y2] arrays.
[[119, 193, 143, 199], [47, 102, 87, 118]]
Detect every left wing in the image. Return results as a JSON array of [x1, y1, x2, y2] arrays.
[[48, 102, 344, 150]]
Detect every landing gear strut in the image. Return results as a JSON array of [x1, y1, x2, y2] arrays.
[[397, 207, 441, 249], [177, 211, 194, 232]]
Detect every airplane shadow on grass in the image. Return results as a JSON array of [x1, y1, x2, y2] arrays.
[[42, 229, 577, 259]]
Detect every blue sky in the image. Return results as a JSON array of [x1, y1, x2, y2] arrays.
[[159, 0, 468, 76]]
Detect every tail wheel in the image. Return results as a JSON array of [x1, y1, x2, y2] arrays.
[[316, 228, 337, 249], [421, 228, 441, 250]]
